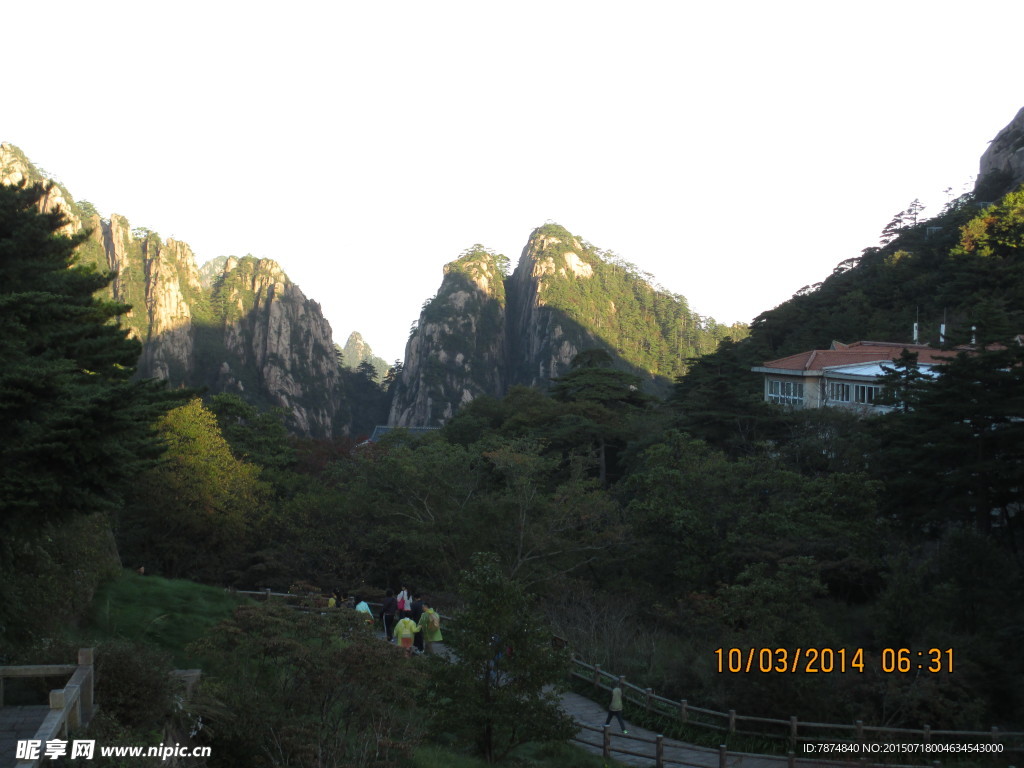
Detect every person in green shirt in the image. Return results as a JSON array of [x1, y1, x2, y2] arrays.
[[603, 680, 626, 733], [416, 598, 443, 655]]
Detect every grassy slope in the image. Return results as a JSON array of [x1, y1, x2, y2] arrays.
[[83, 571, 251, 666]]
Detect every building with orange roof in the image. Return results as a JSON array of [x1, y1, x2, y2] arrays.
[[752, 341, 953, 411]]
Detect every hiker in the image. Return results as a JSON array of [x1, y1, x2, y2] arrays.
[[409, 593, 425, 652], [393, 614, 420, 657], [604, 680, 627, 733], [396, 585, 411, 619], [380, 589, 398, 641], [417, 598, 443, 655], [354, 596, 374, 626]]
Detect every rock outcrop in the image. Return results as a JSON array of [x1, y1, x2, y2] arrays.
[[977, 107, 1024, 199], [505, 228, 597, 388], [0, 143, 346, 437], [206, 256, 343, 437], [390, 224, 709, 427], [341, 331, 389, 381], [389, 247, 508, 426]]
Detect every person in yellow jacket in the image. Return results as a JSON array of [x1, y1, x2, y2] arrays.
[[416, 600, 443, 655], [393, 615, 420, 656]]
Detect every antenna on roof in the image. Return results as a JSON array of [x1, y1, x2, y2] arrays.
[[940, 309, 948, 346], [913, 306, 919, 344]]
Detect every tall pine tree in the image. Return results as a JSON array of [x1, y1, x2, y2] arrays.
[[0, 182, 180, 527]]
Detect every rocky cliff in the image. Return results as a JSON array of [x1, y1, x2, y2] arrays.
[[977, 106, 1024, 200], [341, 331, 389, 381], [506, 227, 604, 388], [390, 225, 736, 427], [389, 247, 509, 426], [0, 143, 346, 437]]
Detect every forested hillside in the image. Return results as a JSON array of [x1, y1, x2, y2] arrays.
[[4, 110, 1024, 767], [751, 191, 1022, 357]]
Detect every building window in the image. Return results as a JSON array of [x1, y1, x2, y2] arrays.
[[768, 379, 803, 406], [827, 382, 851, 402], [854, 384, 880, 404]]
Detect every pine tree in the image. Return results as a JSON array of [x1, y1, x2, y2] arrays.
[[0, 182, 182, 527], [431, 553, 574, 762]]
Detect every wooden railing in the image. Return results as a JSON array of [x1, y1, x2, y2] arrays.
[[1, 648, 95, 768], [571, 722, 965, 768], [572, 657, 1023, 763]]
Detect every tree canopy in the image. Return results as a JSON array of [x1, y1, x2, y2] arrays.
[[0, 182, 181, 528]]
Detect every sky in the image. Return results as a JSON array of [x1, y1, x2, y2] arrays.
[[5, 1, 1023, 363]]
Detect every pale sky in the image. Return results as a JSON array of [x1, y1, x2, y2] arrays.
[[5, 1, 1023, 362]]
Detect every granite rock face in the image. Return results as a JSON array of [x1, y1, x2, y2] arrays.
[[391, 227, 643, 427], [389, 247, 509, 427], [341, 331, 389, 381], [505, 229, 595, 389], [977, 106, 1024, 199], [0, 143, 346, 437]]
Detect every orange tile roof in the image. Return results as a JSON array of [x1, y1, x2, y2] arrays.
[[762, 341, 955, 371]]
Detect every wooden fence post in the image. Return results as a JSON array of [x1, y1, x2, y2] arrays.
[[787, 751, 795, 768], [66, 684, 81, 730], [645, 687, 652, 714], [0, 676, 4, 707], [78, 648, 94, 721], [680, 699, 688, 724], [49, 688, 67, 738], [728, 709, 736, 733], [655, 734, 664, 768], [602, 725, 611, 759], [593, 664, 601, 690], [992, 726, 1000, 743], [718, 744, 727, 768], [789, 715, 798, 744], [923, 724, 930, 743], [856, 719, 864, 745]]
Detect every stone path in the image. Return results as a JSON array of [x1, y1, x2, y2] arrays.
[[560, 691, 867, 768], [0, 705, 49, 768], [561, 690, 791, 767]]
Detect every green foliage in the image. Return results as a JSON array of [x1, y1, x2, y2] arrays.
[[478, 437, 623, 583], [522, 224, 746, 388], [0, 512, 121, 650], [117, 398, 270, 581], [92, 639, 177, 730], [190, 602, 423, 768], [340, 332, 390, 381], [669, 337, 783, 456], [334, 434, 485, 586], [872, 341, 1024, 535], [76, 199, 99, 219], [431, 553, 574, 763], [85, 571, 251, 666], [741, 185, 1024, 361], [207, 392, 298, 488], [0, 182, 183, 527], [623, 431, 885, 598], [339, 359, 391, 439], [547, 352, 653, 485], [867, 531, 1023, 727], [409, 742, 621, 768]]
